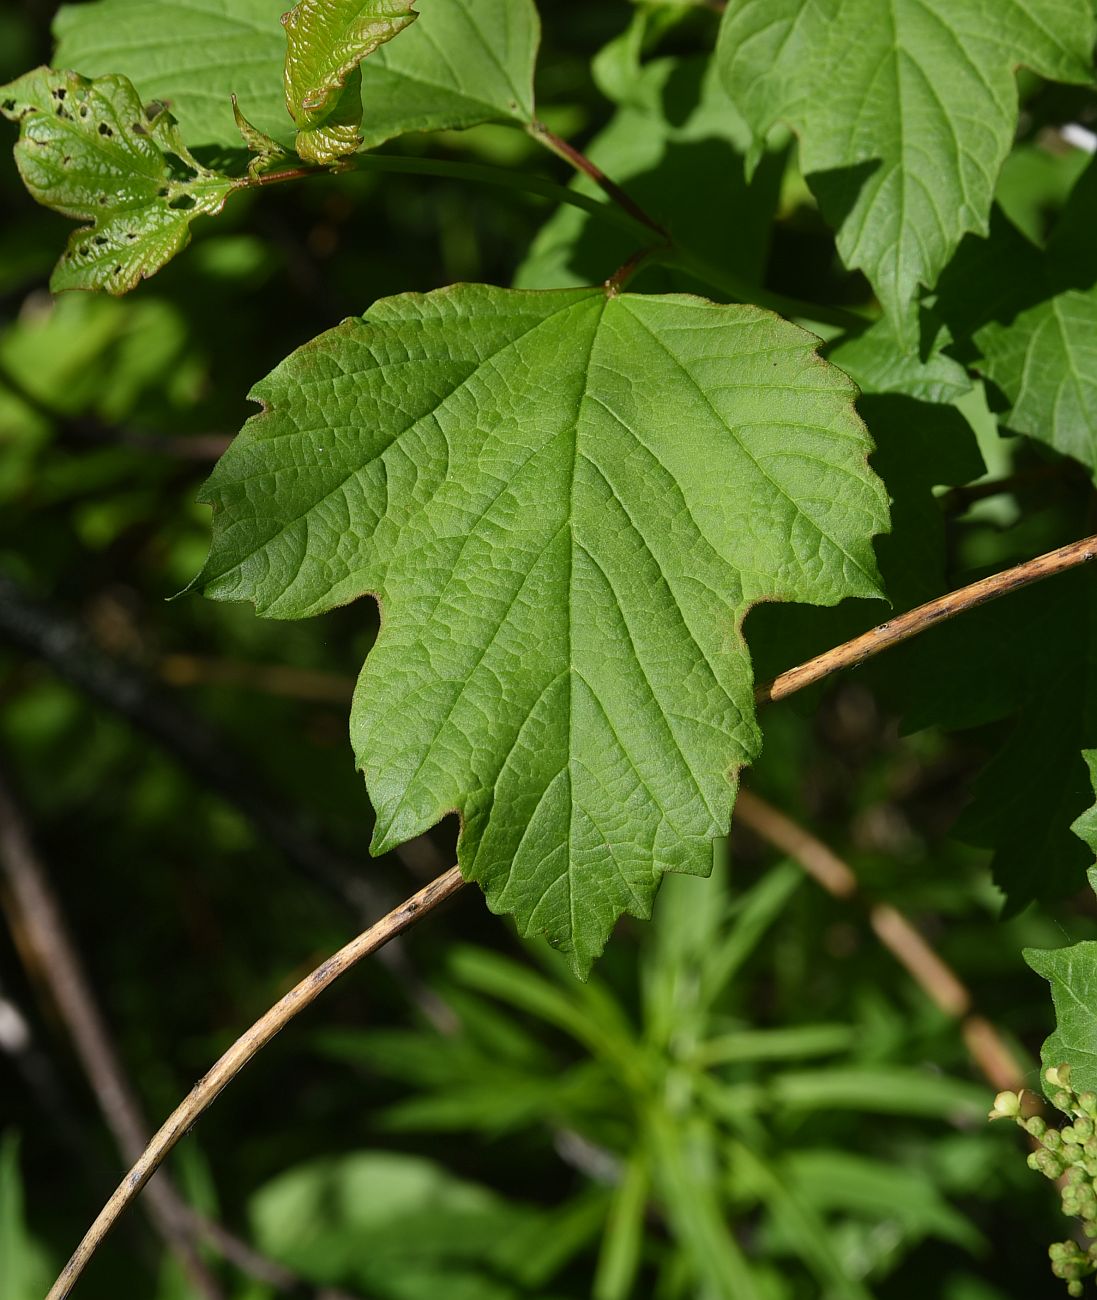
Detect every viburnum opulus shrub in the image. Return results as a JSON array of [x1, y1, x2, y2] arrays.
[[10, 1, 1097, 1295]]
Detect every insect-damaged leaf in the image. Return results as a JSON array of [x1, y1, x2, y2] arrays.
[[52, 0, 539, 155], [193, 284, 888, 974], [0, 68, 234, 294], [281, 0, 418, 163]]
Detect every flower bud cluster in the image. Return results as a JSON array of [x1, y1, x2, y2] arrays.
[[991, 1065, 1097, 1296]]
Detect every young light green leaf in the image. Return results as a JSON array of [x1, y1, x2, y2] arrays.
[[282, 0, 417, 163], [232, 93, 289, 175], [718, 0, 1096, 330], [0, 68, 235, 294], [53, 0, 539, 154], [193, 283, 887, 974]]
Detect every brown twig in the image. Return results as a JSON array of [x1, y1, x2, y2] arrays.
[[159, 653, 355, 705], [527, 120, 669, 240], [733, 789, 1027, 1093], [0, 763, 362, 1299], [755, 533, 1097, 705], [44, 865, 467, 1300]]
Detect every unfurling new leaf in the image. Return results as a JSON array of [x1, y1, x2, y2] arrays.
[[194, 283, 888, 973], [282, 0, 418, 163], [0, 67, 235, 294]]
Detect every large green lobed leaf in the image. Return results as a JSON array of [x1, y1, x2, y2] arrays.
[[53, 0, 539, 152], [194, 284, 887, 972], [718, 0, 1095, 330]]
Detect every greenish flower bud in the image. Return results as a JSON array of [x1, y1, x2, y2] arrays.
[[1075, 1117, 1094, 1140], [1026, 1116, 1048, 1138], [1045, 1129, 1064, 1151], [1053, 1090, 1076, 1114], [1036, 1148, 1065, 1179], [1081, 1092, 1097, 1117], [989, 1090, 1022, 1121], [1063, 1125, 1081, 1146]]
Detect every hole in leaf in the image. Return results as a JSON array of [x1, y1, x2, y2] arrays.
[[163, 152, 198, 182], [78, 105, 88, 118], [2, 99, 15, 113], [93, 236, 107, 246], [168, 193, 196, 211], [53, 88, 66, 101], [98, 122, 113, 137], [132, 122, 148, 136], [112, 265, 122, 275]]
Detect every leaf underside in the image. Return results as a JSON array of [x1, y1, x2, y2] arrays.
[[52, 0, 539, 153], [718, 0, 1095, 329], [0, 67, 234, 294], [194, 284, 887, 973]]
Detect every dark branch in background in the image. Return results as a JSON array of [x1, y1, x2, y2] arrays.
[[0, 575, 437, 905], [0, 574, 455, 1032], [0, 764, 364, 1298], [0, 976, 106, 1181], [734, 790, 1029, 1094], [0, 362, 231, 460], [0, 766, 225, 1300], [44, 866, 467, 1300]]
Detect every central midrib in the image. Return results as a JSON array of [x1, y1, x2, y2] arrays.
[[563, 294, 609, 945]]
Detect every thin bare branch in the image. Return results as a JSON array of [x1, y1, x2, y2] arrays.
[[756, 533, 1097, 705], [44, 865, 467, 1300], [733, 789, 1028, 1092], [0, 762, 363, 1299], [0, 768, 224, 1300]]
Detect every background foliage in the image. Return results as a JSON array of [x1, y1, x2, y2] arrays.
[[5, 0, 1097, 1296]]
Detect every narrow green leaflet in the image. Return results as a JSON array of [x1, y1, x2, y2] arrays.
[[194, 284, 887, 973], [0, 68, 234, 294], [52, 0, 539, 153], [718, 0, 1095, 330], [282, 0, 417, 164]]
